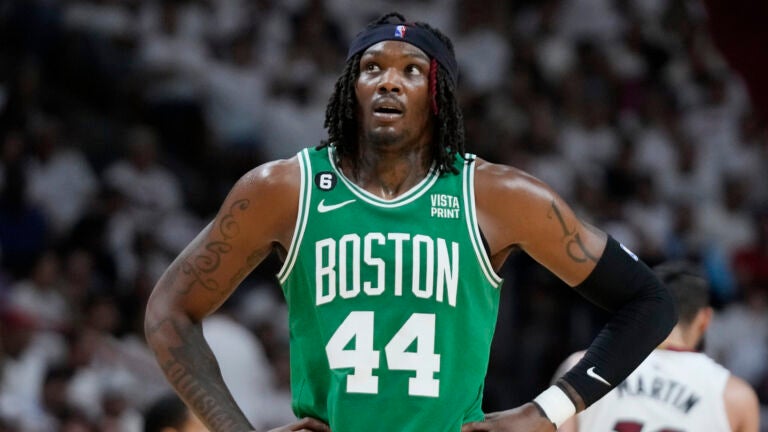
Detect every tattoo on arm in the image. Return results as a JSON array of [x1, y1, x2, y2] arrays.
[[179, 200, 251, 294], [145, 317, 169, 338], [162, 319, 252, 431], [220, 199, 250, 240], [229, 249, 263, 287], [548, 201, 598, 263]]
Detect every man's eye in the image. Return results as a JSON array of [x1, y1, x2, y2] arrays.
[[365, 63, 380, 72], [406, 65, 422, 75]]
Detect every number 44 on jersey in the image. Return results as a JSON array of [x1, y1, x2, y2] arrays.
[[325, 311, 441, 397]]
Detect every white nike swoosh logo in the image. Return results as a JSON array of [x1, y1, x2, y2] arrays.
[[587, 367, 611, 386], [317, 199, 356, 213]]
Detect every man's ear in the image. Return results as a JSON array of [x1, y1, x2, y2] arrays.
[[694, 306, 713, 335]]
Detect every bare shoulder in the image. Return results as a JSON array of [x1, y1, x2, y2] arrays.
[[723, 374, 760, 432], [473, 157, 553, 201], [236, 156, 301, 195], [473, 157, 561, 246], [229, 156, 300, 207], [724, 374, 759, 408], [223, 156, 301, 247]]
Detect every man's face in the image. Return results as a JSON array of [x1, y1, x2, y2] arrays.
[[355, 41, 433, 147]]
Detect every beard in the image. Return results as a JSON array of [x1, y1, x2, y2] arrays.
[[365, 126, 408, 147]]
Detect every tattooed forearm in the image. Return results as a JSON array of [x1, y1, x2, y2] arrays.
[[146, 201, 256, 430], [179, 200, 251, 294], [548, 201, 599, 263], [162, 320, 252, 431], [145, 317, 169, 338]]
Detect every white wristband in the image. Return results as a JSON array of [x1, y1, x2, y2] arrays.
[[533, 385, 577, 428]]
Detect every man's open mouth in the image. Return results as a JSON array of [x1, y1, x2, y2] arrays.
[[372, 97, 405, 119], [374, 106, 403, 114]]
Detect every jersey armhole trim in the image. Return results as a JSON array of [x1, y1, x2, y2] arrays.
[[277, 149, 312, 283], [463, 154, 503, 287]]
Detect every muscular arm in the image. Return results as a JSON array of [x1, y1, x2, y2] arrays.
[[144, 158, 300, 432], [475, 160, 605, 286], [474, 159, 675, 418], [724, 375, 760, 432]]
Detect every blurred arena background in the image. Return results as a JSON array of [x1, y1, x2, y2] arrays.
[[0, 0, 766, 431]]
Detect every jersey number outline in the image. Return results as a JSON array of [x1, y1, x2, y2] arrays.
[[325, 311, 441, 397]]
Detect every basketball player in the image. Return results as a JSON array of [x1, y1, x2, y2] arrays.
[[555, 262, 760, 432], [144, 13, 677, 432]]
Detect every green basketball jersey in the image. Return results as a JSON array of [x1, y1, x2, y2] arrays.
[[276, 146, 503, 432]]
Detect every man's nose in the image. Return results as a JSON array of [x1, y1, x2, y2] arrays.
[[378, 68, 402, 93]]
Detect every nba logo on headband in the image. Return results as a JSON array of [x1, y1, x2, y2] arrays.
[[346, 22, 458, 86]]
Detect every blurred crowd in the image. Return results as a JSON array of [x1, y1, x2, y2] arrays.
[[0, 0, 766, 431]]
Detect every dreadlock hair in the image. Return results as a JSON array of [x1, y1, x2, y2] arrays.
[[319, 12, 466, 174]]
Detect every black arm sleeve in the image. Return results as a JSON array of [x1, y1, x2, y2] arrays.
[[558, 236, 678, 407]]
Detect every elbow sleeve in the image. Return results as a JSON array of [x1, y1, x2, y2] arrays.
[[559, 236, 678, 407]]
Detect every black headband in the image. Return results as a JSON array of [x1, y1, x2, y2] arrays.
[[346, 23, 458, 87]]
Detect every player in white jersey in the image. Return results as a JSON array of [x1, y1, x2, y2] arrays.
[[556, 261, 760, 432]]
